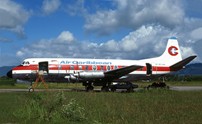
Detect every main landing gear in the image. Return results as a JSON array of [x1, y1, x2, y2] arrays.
[[83, 81, 94, 92], [83, 82, 113, 92], [109, 82, 138, 92], [101, 86, 110, 92], [146, 82, 169, 89], [83, 81, 137, 92], [146, 77, 169, 89], [86, 85, 94, 91], [84, 82, 110, 92]]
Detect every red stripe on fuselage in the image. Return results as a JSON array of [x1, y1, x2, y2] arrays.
[[137, 66, 171, 71], [12, 64, 171, 72], [12, 65, 38, 70]]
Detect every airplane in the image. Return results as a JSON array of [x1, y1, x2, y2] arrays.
[[7, 37, 196, 92]]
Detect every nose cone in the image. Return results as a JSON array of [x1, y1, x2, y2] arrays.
[[7, 70, 12, 78]]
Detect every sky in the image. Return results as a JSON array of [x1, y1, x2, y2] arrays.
[[0, 0, 202, 66]]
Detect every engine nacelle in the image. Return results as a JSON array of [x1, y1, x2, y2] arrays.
[[75, 71, 105, 79]]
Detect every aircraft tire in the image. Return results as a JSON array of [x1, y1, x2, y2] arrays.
[[29, 88, 34, 92], [111, 87, 116, 92], [101, 86, 109, 92], [86, 86, 94, 92], [127, 87, 134, 92]]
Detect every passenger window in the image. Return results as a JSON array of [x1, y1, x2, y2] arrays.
[[92, 65, 97, 71], [100, 65, 104, 70], [85, 65, 89, 70], [70, 65, 74, 70], [114, 65, 118, 69], [107, 65, 111, 71], [59, 65, 62, 70], [79, 65, 82, 70]]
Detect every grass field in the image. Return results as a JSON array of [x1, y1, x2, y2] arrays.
[[0, 77, 202, 123], [0, 89, 202, 123]]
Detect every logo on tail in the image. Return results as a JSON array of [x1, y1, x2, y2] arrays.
[[168, 46, 178, 56]]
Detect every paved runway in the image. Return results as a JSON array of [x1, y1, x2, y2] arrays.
[[1, 86, 202, 92], [0, 89, 72, 92], [169, 86, 202, 91]]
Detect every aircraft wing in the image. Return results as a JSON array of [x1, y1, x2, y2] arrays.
[[104, 65, 143, 79]]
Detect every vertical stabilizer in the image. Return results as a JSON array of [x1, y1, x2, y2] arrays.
[[158, 37, 182, 65]]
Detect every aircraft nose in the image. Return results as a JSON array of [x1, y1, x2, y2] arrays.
[[7, 70, 12, 78]]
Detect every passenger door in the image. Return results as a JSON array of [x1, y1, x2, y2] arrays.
[[146, 63, 152, 76], [39, 62, 49, 75]]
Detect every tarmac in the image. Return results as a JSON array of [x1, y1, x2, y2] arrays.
[[169, 86, 202, 91]]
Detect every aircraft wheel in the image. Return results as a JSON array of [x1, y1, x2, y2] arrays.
[[101, 86, 109, 92], [127, 87, 134, 92], [111, 87, 116, 92], [89, 86, 94, 91], [29, 88, 34, 92], [86, 86, 94, 92]]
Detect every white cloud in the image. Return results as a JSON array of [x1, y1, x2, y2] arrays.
[[56, 31, 75, 43], [84, 0, 184, 35], [71, 0, 202, 64], [14, 0, 201, 63], [16, 30, 76, 58], [16, 25, 177, 60], [193, 40, 202, 62], [66, 0, 87, 16], [42, 0, 61, 15], [190, 27, 202, 40], [120, 26, 156, 51], [180, 46, 196, 59], [102, 40, 120, 52], [0, 0, 30, 36], [85, 10, 118, 35], [16, 24, 201, 63], [16, 50, 25, 57]]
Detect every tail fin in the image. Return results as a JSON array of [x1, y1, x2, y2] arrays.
[[158, 37, 182, 66]]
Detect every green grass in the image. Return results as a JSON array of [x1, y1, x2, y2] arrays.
[[0, 77, 202, 123], [0, 90, 202, 123], [136, 80, 202, 88], [0, 92, 25, 123]]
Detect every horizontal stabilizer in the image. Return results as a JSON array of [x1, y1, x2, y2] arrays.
[[170, 55, 197, 70]]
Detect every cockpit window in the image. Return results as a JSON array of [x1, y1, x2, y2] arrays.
[[21, 61, 30, 66], [21, 61, 25, 65]]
